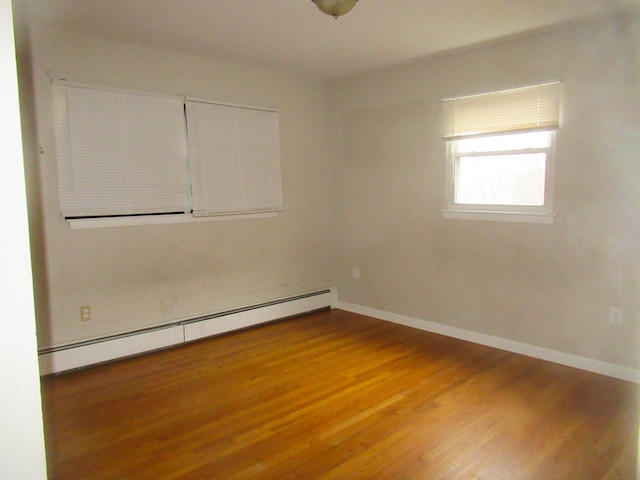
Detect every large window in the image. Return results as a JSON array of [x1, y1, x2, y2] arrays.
[[53, 83, 282, 226], [442, 82, 561, 223]]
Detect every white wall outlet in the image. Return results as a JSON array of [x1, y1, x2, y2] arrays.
[[352, 267, 360, 280], [609, 306, 624, 326], [80, 305, 91, 322]]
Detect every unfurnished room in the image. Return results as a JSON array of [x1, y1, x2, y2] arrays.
[[2, 1, 640, 478]]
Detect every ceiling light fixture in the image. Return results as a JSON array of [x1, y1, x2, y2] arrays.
[[311, 0, 359, 19]]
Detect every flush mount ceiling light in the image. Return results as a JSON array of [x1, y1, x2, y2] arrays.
[[311, 0, 359, 19]]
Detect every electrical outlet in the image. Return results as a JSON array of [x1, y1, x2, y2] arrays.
[[609, 306, 623, 326], [352, 267, 360, 280], [80, 305, 91, 322]]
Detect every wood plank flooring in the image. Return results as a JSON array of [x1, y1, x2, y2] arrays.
[[41, 309, 639, 479]]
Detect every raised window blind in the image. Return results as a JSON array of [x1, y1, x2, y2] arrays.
[[53, 84, 189, 218], [442, 81, 561, 140], [186, 100, 283, 216]]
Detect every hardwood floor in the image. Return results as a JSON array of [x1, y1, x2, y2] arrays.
[[41, 309, 639, 479]]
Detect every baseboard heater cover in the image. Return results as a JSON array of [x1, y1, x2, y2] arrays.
[[39, 288, 336, 375]]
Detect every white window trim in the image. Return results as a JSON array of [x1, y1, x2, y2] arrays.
[[67, 211, 278, 230], [441, 210, 556, 224]]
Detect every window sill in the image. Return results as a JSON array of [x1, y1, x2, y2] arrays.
[[442, 210, 555, 224], [67, 211, 278, 230]]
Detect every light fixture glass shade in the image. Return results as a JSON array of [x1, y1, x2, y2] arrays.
[[311, 0, 359, 18]]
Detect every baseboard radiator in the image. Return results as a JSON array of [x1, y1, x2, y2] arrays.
[[39, 288, 336, 375]]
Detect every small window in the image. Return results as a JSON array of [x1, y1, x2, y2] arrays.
[[442, 82, 561, 223], [453, 130, 554, 207]]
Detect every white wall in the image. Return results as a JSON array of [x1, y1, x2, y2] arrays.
[[14, 24, 337, 348], [0, 1, 47, 478], [332, 14, 640, 370]]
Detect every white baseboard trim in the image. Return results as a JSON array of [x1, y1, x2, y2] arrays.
[[39, 288, 337, 375], [336, 301, 640, 384]]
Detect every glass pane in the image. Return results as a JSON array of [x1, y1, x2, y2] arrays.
[[457, 131, 551, 153], [455, 153, 547, 205]]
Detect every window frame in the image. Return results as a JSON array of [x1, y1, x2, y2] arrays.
[[444, 130, 556, 223]]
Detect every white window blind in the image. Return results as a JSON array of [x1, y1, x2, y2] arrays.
[[53, 84, 189, 218], [186, 100, 283, 216], [442, 81, 561, 140]]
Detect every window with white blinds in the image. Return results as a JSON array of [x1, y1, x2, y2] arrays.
[[53, 85, 190, 218], [52, 83, 283, 222], [442, 82, 561, 223], [186, 101, 283, 216]]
